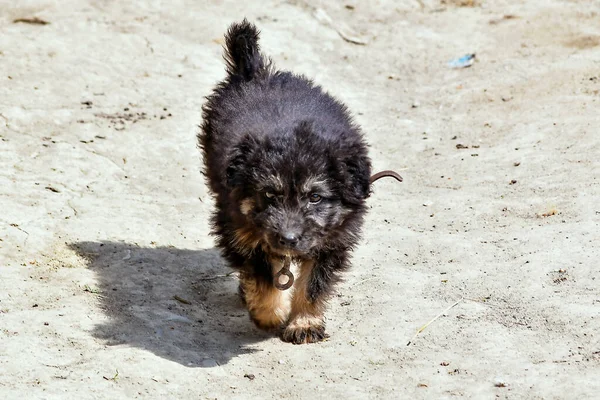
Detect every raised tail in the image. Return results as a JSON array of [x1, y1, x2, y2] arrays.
[[223, 19, 266, 81]]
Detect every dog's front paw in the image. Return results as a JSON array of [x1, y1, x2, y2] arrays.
[[281, 316, 328, 344]]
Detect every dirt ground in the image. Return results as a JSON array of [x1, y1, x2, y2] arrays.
[[1, 0, 599, 398]]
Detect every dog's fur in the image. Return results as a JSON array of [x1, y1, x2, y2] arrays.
[[198, 20, 371, 344]]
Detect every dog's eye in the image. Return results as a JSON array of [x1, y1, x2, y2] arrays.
[[264, 192, 275, 199], [309, 193, 322, 204]]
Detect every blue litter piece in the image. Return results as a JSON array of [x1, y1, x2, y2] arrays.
[[447, 53, 476, 68]]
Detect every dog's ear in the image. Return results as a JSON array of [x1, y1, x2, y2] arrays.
[[226, 134, 258, 188], [339, 149, 372, 205]]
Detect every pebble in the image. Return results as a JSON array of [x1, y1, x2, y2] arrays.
[[494, 377, 507, 387]]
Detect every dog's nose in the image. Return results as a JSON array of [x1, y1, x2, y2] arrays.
[[278, 232, 299, 247]]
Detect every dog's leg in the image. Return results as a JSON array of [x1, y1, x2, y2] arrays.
[[239, 254, 298, 331], [282, 253, 346, 344], [239, 272, 292, 331]]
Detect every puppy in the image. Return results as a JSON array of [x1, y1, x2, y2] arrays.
[[198, 20, 372, 344]]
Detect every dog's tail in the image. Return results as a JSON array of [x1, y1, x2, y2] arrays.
[[223, 19, 266, 81]]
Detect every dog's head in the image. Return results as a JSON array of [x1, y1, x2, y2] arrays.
[[226, 122, 371, 256]]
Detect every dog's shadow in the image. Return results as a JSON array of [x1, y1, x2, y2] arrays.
[[69, 241, 269, 367]]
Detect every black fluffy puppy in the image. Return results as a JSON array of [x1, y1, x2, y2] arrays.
[[198, 20, 371, 344]]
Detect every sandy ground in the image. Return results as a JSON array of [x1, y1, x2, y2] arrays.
[[1, 0, 599, 398]]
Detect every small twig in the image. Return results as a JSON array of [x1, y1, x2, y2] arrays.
[[197, 271, 237, 281], [67, 200, 79, 216], [9, 223, 28, 234], [407, 298, 464, 346], [80, 148, 126, 173], [13, 17, 50, 25], [144, 37, 154, 54], [312, 7, 368, 45], [103, 369, 119, 381], [173, 295, 192, 305], [464, 297, 496, 306], [45, 186, 60, 193], [0, 113, 25, 135], [83, 284, 102, 294], [350, 277, 378, 288]]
